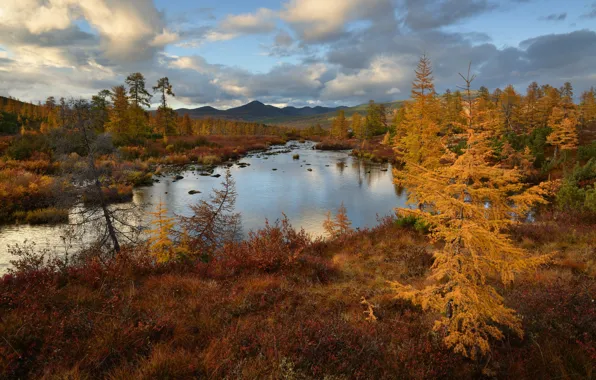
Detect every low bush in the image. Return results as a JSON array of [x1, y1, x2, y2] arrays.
[[14, 208, 69, 224]]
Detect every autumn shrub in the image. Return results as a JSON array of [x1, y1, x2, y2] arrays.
[[82, 184, 133, 205], [13, 208, 69, 224], [198, 154, 221, 165], [395, 214, 431, 234], [314, 139, 355, 151], [0, 169, 65, 221], [5, 133, 51, 160], [119, 145, 145, 160], [125, 170, 153, 187], [220, 216, 310, 273], [0, 158, 59, 174], [578, 142, 596, 161]]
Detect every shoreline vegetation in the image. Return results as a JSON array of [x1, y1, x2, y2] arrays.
[[1, 58, 596, 379]]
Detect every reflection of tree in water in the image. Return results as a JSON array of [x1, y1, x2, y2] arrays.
[[350, 157, 388, 187], [336, 160, 347, 175], [394, 184, 406, 197]]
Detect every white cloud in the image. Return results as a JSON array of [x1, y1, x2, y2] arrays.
[[0, 0, 168, 62], [204, 8, 277, 42], [151, 29, 180, 46], [281, 0, 392, 42], [322, 55, 406, 99], [220, 8, 277, 34]]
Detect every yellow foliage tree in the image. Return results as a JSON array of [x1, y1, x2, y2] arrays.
[[547, 106, 579, 159], [580, 88, 596, 127], [396, 55, 443, 169], [331, 110, 349, 139], [392, 66, 549, 359], [323, 202, 352, 238], [147, 201, 176, 263], [351, 112, 364, 140]]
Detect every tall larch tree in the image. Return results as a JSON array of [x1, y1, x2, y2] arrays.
[[153, 77, 175, 140], [180, 113, 193, 135], [392, 64, 549, 359], [125, 73, 152, 108], [126, 73, 151, 138], [351, 112, 364, 140], [395, 55, 443, 169], [547, 105, 579, 159], [331, 109, 349, 139], [148, 201, 176, 263], [580, 87, 596, 127], [105, 85, 131, 142]]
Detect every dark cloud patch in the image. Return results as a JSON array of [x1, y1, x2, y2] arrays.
[[0, 26, 98, 48], [581, 3, 596, 19], [403, 0, 498, 31], [538, 13, 567, 21]]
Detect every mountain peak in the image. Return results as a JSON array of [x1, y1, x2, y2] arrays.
[[246, 100, 265, 106]]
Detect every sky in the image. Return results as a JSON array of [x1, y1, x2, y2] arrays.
[[0, 0, 595, 109]]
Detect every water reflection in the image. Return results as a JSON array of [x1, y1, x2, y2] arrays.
[[0, 141, 408, 271]]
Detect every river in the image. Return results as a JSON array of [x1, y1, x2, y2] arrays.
[[0, 141, 408, 272]]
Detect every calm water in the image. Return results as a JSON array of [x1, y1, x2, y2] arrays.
[[0, 141, 407, 272]]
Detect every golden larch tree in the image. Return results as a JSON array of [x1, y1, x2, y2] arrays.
[[395, 55, 443, 170], [147, 201, 176, 263], [323, 202, 352, 238], [331, 109, 349, 139], [547, 106, 579, 159], [351, 112, 364, 140], [392, 65, 549, 359]]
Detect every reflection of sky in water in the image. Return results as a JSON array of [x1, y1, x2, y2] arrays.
[[0, 141, 407, 271]]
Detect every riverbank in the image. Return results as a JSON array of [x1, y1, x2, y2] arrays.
[[0, 135, 288, 224], [1, 211, 594, 379]]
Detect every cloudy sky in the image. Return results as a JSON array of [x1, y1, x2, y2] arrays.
[[0, 0, 595, 109]]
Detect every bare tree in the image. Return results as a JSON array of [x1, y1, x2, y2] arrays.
[[176, 169, 241, 261], [53, 99, 140, 257]]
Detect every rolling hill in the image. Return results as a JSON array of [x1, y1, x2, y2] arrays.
[[176, 100, 405, 129]]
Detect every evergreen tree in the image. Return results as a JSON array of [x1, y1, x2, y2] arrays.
[[125, 72, 152, 108], [153, 77, 175, 140]]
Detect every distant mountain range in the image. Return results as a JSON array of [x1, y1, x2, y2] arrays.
[[176, 100, 404, 129], [176, 100, 346, 121]]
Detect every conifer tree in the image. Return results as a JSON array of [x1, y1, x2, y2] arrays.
[[580, 88, 596, 127], [323, 202, 352, 238], [181, 113, 193, 135], [148, 201, 176, 263], [547, 106, 579, 159], [395, 55, 442, 169], [331, 109, 349, 139], [352, 112, 364, 140], [105, 86, 130, 142], [392, 64, 549, 359], [153, 77, 175, 140], [125, 72, 152, 108]]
